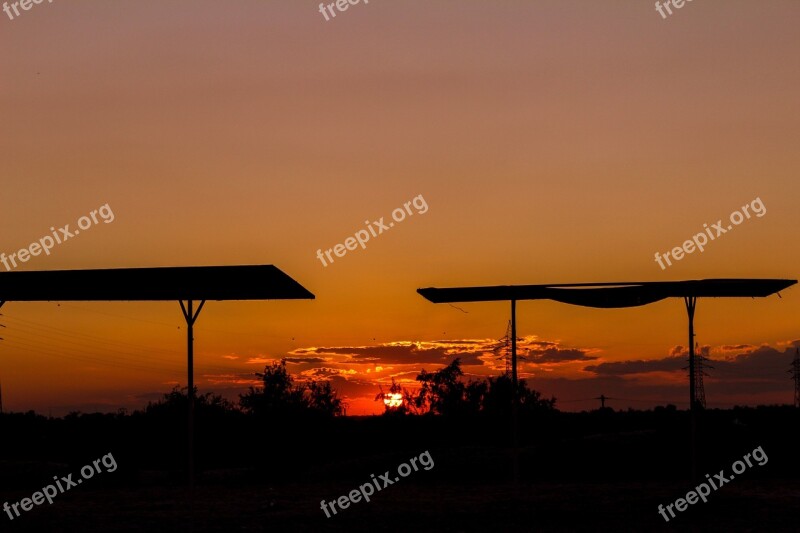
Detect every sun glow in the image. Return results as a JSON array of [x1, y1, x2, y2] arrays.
[[383, 393, 403, 408]]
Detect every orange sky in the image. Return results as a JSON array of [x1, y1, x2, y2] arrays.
[[1, 1, 799, 415]]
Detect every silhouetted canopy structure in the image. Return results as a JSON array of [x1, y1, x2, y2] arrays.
[[417, 277, 795, 390], [418, 277, 796, 480], [0, 264, 315, 485], [0, 264, 314, 301], [417, 278, 796, 308]]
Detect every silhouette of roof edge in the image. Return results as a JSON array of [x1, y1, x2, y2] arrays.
[[0, 265, 315, 301]]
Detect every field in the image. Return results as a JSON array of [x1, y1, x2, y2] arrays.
[[2, 407, 798, 532]]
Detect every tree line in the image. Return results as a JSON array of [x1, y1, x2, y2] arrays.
[[146, 357, 556, 418]]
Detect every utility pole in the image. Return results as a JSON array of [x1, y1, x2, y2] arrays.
[[685, 342, 712, 409], [594, 394, 615, 409], [693, 343, 713, 409], [790, 348, 800, 408], [492, 321, 513, 374]]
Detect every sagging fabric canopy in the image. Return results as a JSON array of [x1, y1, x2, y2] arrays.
[[417, 279, 796, 308]]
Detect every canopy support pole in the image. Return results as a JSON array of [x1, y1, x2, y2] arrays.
[[685, 296, 697, 482], [510, 299, 520, 483], [179, 299, 206, 487]]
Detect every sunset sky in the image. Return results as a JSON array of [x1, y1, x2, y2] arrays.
[[1, 1, 799, 416]]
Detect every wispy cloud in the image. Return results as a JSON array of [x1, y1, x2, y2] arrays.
[[246, 357, 276, 365]]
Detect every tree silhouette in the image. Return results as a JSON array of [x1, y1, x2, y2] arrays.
[[145, 386, 236, 418], [306, 380, 345, 417], [239, 359, 344, 418], [410, 358, 556, 416], [375, 377, 410, 415], [415, 358, 469, 416], [483, 373, 556, 415]]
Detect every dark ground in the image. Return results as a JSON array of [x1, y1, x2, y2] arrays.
[[1, 406, 798, 532], [2, 477, 798, 532]]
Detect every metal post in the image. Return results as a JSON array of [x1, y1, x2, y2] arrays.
[[791, 348, 800, 408], [511, 299, 517, 388], [685, 296, 697, 482], [510, 299, 519, 483], [179, 299, 205, 487], [1, 303, 5, 415], [686, 297, 696, 410]]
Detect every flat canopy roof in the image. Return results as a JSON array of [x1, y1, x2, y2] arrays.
[[418, 279, 796, 308], [0, 265, 315, 302]]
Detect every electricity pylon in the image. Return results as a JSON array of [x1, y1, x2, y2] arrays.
[[790, 347, 800, 408]]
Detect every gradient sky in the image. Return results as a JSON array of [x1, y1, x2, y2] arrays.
[[1, 1, 799, 416]]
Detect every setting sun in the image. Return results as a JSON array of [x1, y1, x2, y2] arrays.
[[383, 393, 403, 409]]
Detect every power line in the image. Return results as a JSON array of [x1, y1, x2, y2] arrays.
[[0, 315, 244, 377], [56, 302, 293, 340]]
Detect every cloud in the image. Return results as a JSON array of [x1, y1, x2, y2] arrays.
[[585, 356, 684, 376], [290, 337, 596, 368], [200, 373, 262, 386], [718, 344, 755, 353], [776, 339, 800, 349], [283, 357, 329, 364], [584, 344, 796, 383], [177, 338, 799, 415], [181, 339, 798, 415], [242, 356, 330, 365], [529, 347, 598, 363], [299, 367, 357, 379], [292, 343, 455, 365]]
